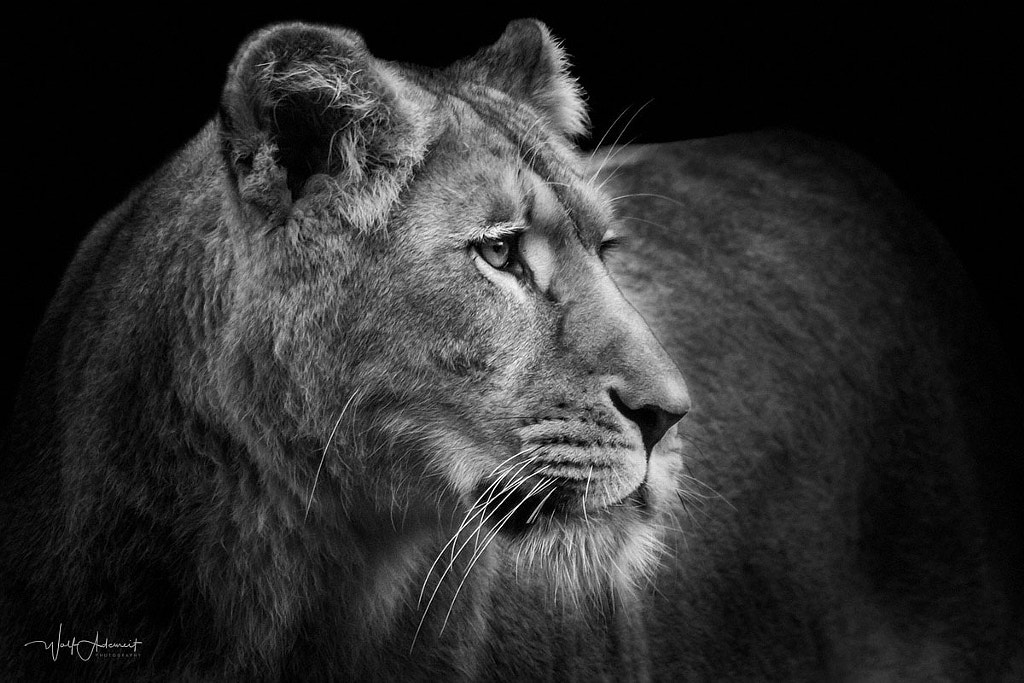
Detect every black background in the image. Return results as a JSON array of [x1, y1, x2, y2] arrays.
[[4, 4, 1019, 423]]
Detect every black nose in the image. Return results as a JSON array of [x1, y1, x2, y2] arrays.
[[609, 387, 689, 454]]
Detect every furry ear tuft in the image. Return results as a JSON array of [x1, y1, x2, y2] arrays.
[[220, 23, 427, 227], [458, 19, 589, 139]]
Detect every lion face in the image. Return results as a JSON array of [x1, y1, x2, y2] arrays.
[[383, 131, 690, 594], [217, 21, 689, 598]]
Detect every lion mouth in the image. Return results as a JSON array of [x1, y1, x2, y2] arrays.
[[472, 471, 649, 538], [471, 423, 650, 537]]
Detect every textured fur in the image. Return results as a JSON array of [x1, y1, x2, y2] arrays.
[[2, 19, 1022, 682]]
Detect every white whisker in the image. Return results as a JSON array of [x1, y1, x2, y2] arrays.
[[412, 460, 546, 651], [620, 215, 675, 233], [525, 487, 556, 525], [304, 389, 360, 521], [609, 192, 687, 209], [588, 100, 653, 185], [583, 465, 592, 526], [439, 477, 557, 636]]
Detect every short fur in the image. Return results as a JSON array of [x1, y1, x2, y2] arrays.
[[1, 19, 1021, 682]]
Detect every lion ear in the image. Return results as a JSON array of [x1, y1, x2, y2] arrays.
[[220, 23, 425, 226], [456, 19, 589, 139]]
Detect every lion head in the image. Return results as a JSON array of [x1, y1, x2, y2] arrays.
[[207, 20, 689, 608]]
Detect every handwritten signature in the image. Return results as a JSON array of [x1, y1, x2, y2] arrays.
[[24, 624, 142, 662]]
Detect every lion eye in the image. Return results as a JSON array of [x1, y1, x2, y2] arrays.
[[476, 237, 513, 270]]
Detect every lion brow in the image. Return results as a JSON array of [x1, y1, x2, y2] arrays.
[[474, 222, 526, 242]]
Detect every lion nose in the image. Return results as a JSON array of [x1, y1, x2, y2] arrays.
[[609, 374, 690, 454], [598, 289, 691, 454], [557, 257, 691, 453]]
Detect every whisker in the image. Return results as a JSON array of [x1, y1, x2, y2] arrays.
[[467, 454, 543, 556], [675, 489, 708, 527], [525, 487, 556, 526], [304, 389, 360, 521], [582, 465, 592, 526], [595, 165, 627, 195], [418, 457, 533, 609], [609, 192, 687, 210], [487, 447, 540, 478], [619, 215, 675, 233], [412, 461, 547, 649], [677, 429, 715, 451], [678, 465, 735, 511], [587, 104, 638, 162], [593, 135, 640, 192], [674, 486, 717, 501], [439, 478, 557, 636], [675, 439, 708, 474], [589, 99, 653, 185], [663, 502, 690, 551], [427, 458, 538, 600]]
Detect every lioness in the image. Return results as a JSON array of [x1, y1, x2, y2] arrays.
[[1, 19, 1020, 681]]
